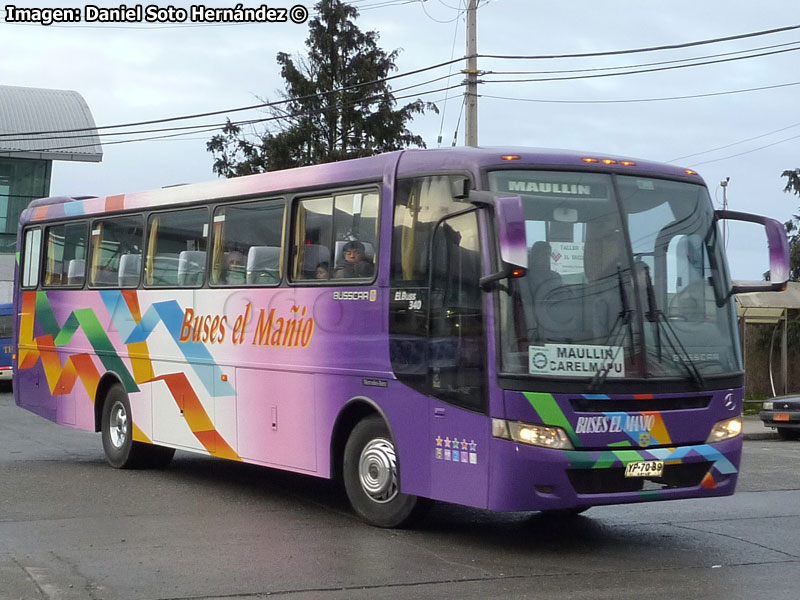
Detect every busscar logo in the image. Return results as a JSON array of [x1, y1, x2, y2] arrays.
[[333, 290, 370, 301]]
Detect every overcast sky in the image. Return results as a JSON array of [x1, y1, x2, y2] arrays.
[[2, 0, 798, 279]]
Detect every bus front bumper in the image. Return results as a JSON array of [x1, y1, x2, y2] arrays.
[[487, 436, 741, 512]]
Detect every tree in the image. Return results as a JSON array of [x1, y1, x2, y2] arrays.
[[207, 0, 435, 177], [782, 168, 800, 280]]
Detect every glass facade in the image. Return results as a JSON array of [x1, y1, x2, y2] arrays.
[[0, 157, 51, 253]]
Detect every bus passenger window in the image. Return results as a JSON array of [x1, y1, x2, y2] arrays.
[[209, 200, 284, 286], [90, 216, 144, 288], [146, 208, 208, 287], [43, 222, 88, 287], [21, 228, 42, 289], [291, 190, 378, 282]]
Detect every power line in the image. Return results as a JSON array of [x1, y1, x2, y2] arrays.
[[1, 73, 458, 145], [0, 56, 466, 139], [484, 39, 800, 77], [1, 83, 466, 154], [419, 0, 463, 23], [436, 0, 464, 147], [481, 44, 800, 84], [670, 121, 800, 162], [688, 133, 800, 168], [480, 79, 800, 105], [478, 24, 800, 60]]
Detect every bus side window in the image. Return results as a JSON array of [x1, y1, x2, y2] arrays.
[[90, 215, 144, 288], [145, 208, 208, 287], [21, 228, 42, 288], [290, 190, 378, 282], [209, 199, 285, 286], [43, 222, 88, 287]]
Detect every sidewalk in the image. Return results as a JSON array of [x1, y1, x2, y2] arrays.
[[742, 413, 777, 440]]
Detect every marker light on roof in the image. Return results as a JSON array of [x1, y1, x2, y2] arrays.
[[601, 159, 617, 165], [685, 169, 699, 176], [582, 157, 599, 163], [620, 160, 637, 167], [501, 155, 521, 161]]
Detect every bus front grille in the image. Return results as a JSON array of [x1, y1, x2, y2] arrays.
[[569, 396, 712, 413], [566, 461, 712, 495]]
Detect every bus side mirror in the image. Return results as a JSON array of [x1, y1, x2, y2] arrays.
[[716, 210, 790, 293], [467, 192, 527, 290]]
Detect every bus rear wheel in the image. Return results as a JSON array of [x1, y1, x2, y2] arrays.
[[101, 383, 175, 469], [343, 416, 425, 528]]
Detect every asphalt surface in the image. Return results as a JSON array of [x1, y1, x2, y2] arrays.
[[2, 388, 799, 600]]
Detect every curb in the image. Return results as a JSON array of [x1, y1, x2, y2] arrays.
[[743, 430, 779, 441]]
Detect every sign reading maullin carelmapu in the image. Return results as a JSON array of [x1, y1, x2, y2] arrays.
[[529, 343, 625, 378]]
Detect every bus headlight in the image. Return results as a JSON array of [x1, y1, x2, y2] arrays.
[[492, 418, 574, 450], [762, 401, 773, 410], [706, 417, 742, 443]]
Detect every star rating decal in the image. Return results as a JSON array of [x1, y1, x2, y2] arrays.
[[434, 435, 478, 465]]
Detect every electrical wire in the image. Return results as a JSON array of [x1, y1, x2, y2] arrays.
[[1, 72, 459, 144], [436, 0, 464, 146], [0, 56, 466, 138], [2, 82, 466, 154], [479, 79, 800, 105], [419, 0, 463, 23], [481, 45, 800, 84], [688, 133, 800, 168], [484, 39, 800, 76], [478, 24, 800, 60], [670, 121, 800, 162]]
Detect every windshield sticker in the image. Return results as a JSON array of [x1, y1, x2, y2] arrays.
[[549, 241, 585, 275], [529, 344, 625, 378]]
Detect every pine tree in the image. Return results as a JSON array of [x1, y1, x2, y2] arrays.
[[782, 168, 800, 280], [207, 0, 434, 177]]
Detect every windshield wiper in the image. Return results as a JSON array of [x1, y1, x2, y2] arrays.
[[588, 264, 634, 391], [641, 264, 705, 388]]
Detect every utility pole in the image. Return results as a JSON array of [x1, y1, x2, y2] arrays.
[[720, 177, 730, 246], [464, 0, 478, 147]]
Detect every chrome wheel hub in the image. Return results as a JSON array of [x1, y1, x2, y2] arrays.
[[109, 401, 128, 449], [358, 438, 399, 503]]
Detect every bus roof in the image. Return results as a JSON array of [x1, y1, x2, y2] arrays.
[[20, 147, 703, 225]]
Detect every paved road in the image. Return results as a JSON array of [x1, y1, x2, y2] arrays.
[[1, 389, 799, 600]]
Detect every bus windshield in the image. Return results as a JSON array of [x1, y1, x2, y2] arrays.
[[489, 170, 741, 382]]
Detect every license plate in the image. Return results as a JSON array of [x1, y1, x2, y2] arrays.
[[774, 412, 790, 422], [624, 460, 664, 478]]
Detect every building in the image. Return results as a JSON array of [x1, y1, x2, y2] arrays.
[[0, 84, 102, 301]]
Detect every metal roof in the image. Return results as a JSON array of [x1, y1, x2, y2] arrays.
[[0, 84, 102, 162], [736, 281, 800, 323], [736, 281, 800, 309]]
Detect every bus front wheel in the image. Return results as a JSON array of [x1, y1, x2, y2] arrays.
[[343, 416, 425, 528], [101, 383, 175, 469]]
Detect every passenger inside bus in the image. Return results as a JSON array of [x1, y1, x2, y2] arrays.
[[315, 262, 330, 280], [333, 240, 374, 278], [221, 250, 246, 284]]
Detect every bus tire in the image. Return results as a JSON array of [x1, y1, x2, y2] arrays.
[[343, 416, 424, 528], [101, 383, 147, 469]]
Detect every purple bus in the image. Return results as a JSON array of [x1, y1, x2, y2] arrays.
[[13, 148, 789, 527]]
